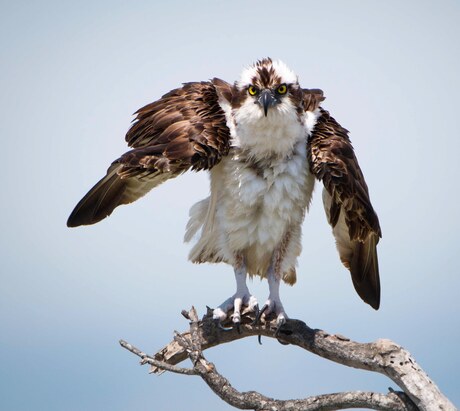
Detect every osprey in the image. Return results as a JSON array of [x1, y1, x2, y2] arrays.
[[68, 58, 381, 330]]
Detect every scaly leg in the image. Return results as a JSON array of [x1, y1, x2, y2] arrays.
[[213, 261, 258, 329], [257, 263, 288, 333]]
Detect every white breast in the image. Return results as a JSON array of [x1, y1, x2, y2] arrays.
[[231, 95, 306, 157], [220, 139, 313, 262], [185, 99, 319, 279]]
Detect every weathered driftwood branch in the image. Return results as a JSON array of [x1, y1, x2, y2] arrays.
[[120, 307, 456, 411]]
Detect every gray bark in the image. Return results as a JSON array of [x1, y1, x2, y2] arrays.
[[120, 307, 456, 411]]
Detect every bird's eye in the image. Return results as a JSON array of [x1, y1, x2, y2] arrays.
[[248, 85, 259, 96], [276, 84, 288, 95]]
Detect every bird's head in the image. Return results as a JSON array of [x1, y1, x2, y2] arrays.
[[233, 58, 303, 118]]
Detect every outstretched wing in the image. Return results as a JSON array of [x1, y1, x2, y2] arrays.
[[67, 79, 232, 227], [307, 102, 382, 310]]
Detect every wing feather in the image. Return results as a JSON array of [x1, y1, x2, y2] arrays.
[[67, 79, 232, 227], [307, 106, 382, 309]]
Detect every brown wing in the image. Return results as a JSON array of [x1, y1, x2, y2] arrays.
[[302, 88, 325, 112], [67, 79, 232, 227], [307, 107, 382, 309]]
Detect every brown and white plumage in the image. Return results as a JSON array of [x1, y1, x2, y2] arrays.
[[67, 81, 230, 227], [68, 58, 382, 323], [308, 108, 381, 309]]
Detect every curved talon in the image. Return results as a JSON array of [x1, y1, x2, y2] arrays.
[[213, 318, 233, 331], [234, 321, 241, 334], [274, 317, 286, 337], [254, 303, 269, 325], [253, 303, 260, 320], [252, 304, 263, 344]]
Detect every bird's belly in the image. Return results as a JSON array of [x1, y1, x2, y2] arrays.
[[223, 178, 304, 251], [216, 143, 313, 273], [186, 140, 315, 278]]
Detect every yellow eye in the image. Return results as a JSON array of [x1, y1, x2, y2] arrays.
[[248, 85, 259, 96], [277, 84, 287, 94]]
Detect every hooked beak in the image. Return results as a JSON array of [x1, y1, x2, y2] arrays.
[[258, 89, 276, 117]]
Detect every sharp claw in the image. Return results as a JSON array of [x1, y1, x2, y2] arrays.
[[219, 323, 233, 331], [234, 321, 241, 334], [254, 303, 269, 325], [274, 317, 286, 337], [252, 303, 259, 319], [213, 318, 233, 331], [253, 303, 266, 344]]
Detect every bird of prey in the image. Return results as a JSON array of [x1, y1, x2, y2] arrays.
[[67, 58, 381, 330]]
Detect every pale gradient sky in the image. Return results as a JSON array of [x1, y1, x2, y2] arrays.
[[1, 1, 459, 409]]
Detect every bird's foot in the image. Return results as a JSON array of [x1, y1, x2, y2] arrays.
[[213, 292, 258, 331], [255, 297, 288, 336]]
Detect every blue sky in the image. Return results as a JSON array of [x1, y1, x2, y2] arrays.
[[1, 1, 459, 409]]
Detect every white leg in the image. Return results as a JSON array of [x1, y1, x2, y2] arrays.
[[259, 264, 288, 327], [213, 263, 258, 324]]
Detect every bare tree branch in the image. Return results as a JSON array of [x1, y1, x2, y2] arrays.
[[119, 339, 197, 376], [120, 307, 457, 411]]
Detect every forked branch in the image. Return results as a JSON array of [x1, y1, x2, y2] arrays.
[[120, 307, 456, 411]]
